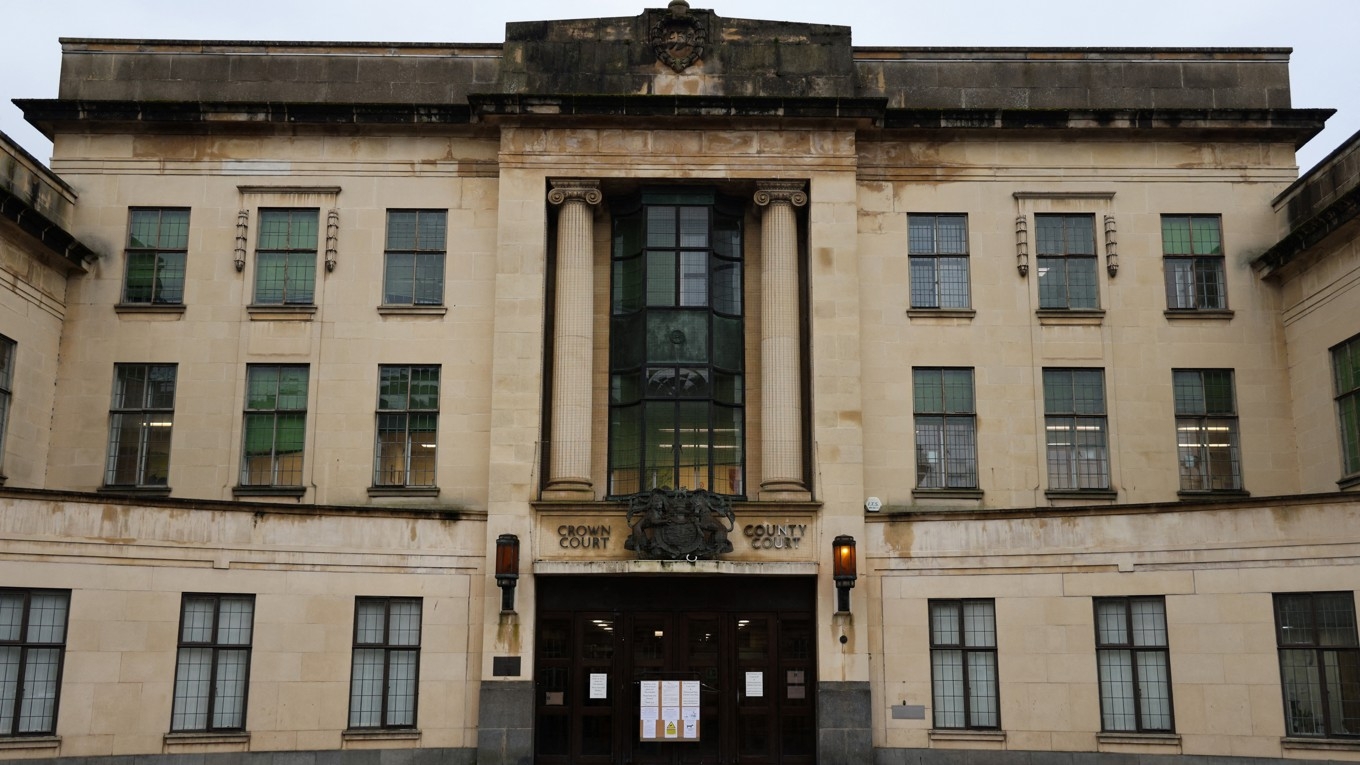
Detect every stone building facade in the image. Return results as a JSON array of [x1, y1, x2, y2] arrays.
[[1, 4, 1358, 765]]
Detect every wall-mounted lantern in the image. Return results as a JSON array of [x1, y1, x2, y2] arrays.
[[495, 533, 520, 613], [832, 535, 857, 613]]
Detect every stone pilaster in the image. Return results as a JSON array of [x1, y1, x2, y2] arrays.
[[754, 181, 810, 500], [544, 179, 601, 499]]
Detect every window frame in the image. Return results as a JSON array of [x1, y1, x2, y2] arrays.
[[1043, 368, 1111, 491], [382, 210, 448, 307], [1093, 596, 1175, 733], [373, 365, 440, 488], [170, 594, 255, 733], [252, 208, 319, 306], [1161, 214, 1227, 311], [1273, 592, 1360, 738], [0, 335, 13, 477], [1036, 213, 1099, 310], [348, 597, 422, 730], [0, 588, 70, 737], [121, 207, 190, 306], [104, 363, 177, 488], [908, 213, 971, 309], [1333, 334, 1360, 481], [928, 598, 1000, 730], [912, 367, 978, 489], [239, 365, 309, 488], [1173, 369, 1242, 493]]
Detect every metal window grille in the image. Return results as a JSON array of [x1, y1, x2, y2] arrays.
[[1333, 335, 1360, 478], [1162, 215, 1226, 310], [912, 368, 978, 488], [105, 363, 177, 487], [374, 365, 440, 487], [1043, 368, 1110, 490], [1273, 592, 1360, 737], [123, 208, 189, 304], [1036, 214, 1098, 309], [0, 589, 70, 736], [383, 210, 448, 306], [240, 365, 309, 486], [253, 209, 318, 305], [1095, 597, 1174, 732], [908, 214, 971, 309], [170, 594, 254, 732], [349, 597, 421, 729], [929, 599, 999, 729], [1173, 369, 1242, 491]]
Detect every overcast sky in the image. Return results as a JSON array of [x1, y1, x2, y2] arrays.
[[3, 0, 1357, 174]]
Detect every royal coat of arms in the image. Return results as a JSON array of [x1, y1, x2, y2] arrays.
[[649, 1, 707, 73], [624, 488, 735, 560]]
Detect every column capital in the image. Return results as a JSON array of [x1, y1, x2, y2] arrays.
[[548, 179, 603, 207], [753, 181, 808, 209]]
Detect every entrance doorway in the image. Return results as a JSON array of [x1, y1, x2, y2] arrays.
[[534, 576, 816, 765]]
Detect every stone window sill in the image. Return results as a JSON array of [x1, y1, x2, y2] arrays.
[[929, 729, 1005, 743], [164, 731, 250, 745], [247, 304, 317, 320], [1046, 489, 1118, 501], [1282, 736, 1360, 752], [233, 485, 307, 498], [1164, 309, 1234, 321], [911, 488, 984, 500], [906, 308, 976, 320], [1177, 489, 1250, 500], [1097, 732, 1180, 746], [0, 736, 59, 751], [368, 486, 441, 497], [1338, 473, 1360, 490], [342, 728, 421, 742], [378, 306, 448, 317], [98, 485, 172, 497], [1036, 309, 1105, 326], [115, 303, 186, 315]]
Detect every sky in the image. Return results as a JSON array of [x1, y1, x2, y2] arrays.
[[3, 0, 1357, 175]]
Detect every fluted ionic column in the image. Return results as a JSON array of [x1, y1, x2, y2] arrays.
[[544, 179, 601, 498], [755, 181, 809, 498]]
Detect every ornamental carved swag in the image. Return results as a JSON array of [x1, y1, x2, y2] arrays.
[[624, 488, 736, 560]]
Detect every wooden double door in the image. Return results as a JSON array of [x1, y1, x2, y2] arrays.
[[535, 576, 816, 765]]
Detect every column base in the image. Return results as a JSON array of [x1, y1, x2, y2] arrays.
[[541, 478, 595, 501], [758, 481, 812, 503]]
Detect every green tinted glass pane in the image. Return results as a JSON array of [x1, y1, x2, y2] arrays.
[[914, 369, 943, 413], [1173, 370, 1203, 415], [291, 212, 318, 249], [277, 368, 309, 410], [942, 369, 973, 412], [113, 365, 147, 410], [644, 400, 676, 489], [647, 311, 708, 364], [1069, 216, 1096, 255], [713, 405, 743, 474], [124, 253, 157, 302], [148, 365, 177, 408], [612, 373, 642, 405], [243, 413, 275, 455], [246, 368, 279, 409], [257, 211, 292, 249], [647, 251, 677, 307], [159, 210, 190, 249], [713, 372, 742, 405], [676, 401, 709, 491], [1192, 217, 1222, 255], [385, 252, 414, 304], [1335, 340, 1359, 394], [1035, 216, 1064, 255], [1043, 370, 1072, 413], [909, 216, 936, 255], [417, 211, 447, 249], [1202, 371, 1235, 414], [611, 316, 645, 370], [647, 206, 676, 248], [1072, 370, 1105, 414], [254, 253, 286, 304], [285, 252, 316, 303], [614, 212, 644, 259], [613, 256, 644, 314], [379, 367, 410, 410], [611, 404, 641, 468], [128, 210, 161, 248], [712, 261, 741, 315], [712, 214, 740, 259], [387, 211, 417, 250], [409, 367, 440, 410], [712, 315, 741, 370], [679, 207, 708, 248], [413, 253, 444, 304], [1162, 217, 1191, 255], [275, 413, 305, 452], [936, 215, 968, 255]]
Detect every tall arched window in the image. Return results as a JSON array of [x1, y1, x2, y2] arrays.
[[609, 189, 745, 497]]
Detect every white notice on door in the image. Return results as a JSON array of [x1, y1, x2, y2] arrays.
[[745, 671, 764, 697], [589, 673, 607, 699], [640, 680, 659, 708], [682, 680, 700, 707], [661, 680, 681, 707]]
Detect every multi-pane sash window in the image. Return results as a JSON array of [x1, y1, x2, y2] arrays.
[[123, 208, 188, 304], [383, 210, 447, 306], [1335, 334, 1360, 478], [0, 589, 69, 736], [349, 597, 421, 729], [240, 365, 308, 487], [0, 336, 13, 473], [253, 209, 318, 305], [1095, 597, 1173, 732], [1036, 214, 1098, 309], [1162, 215, 1226, 310], [913, 368, 977, 489], [609, 190, 745, 497], [929, 599, 998, 729], [1044, 368, 1110, 490], [171, 595, 254, 732], [1173, 369, 1242, 491], [1274, 592, 1360, 737], [105, 363, 177, 487], [374, 365, 439, 487], [908, 214, 970, 309]]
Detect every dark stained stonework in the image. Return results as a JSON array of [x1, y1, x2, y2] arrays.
[[818, 680, 872, 765], [475, 681, 533, 765], [1256, 130, 1360, 275]]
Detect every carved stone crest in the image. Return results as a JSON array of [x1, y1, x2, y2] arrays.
[[649, 0, 707, 73], [624, 488, 735, 560]]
